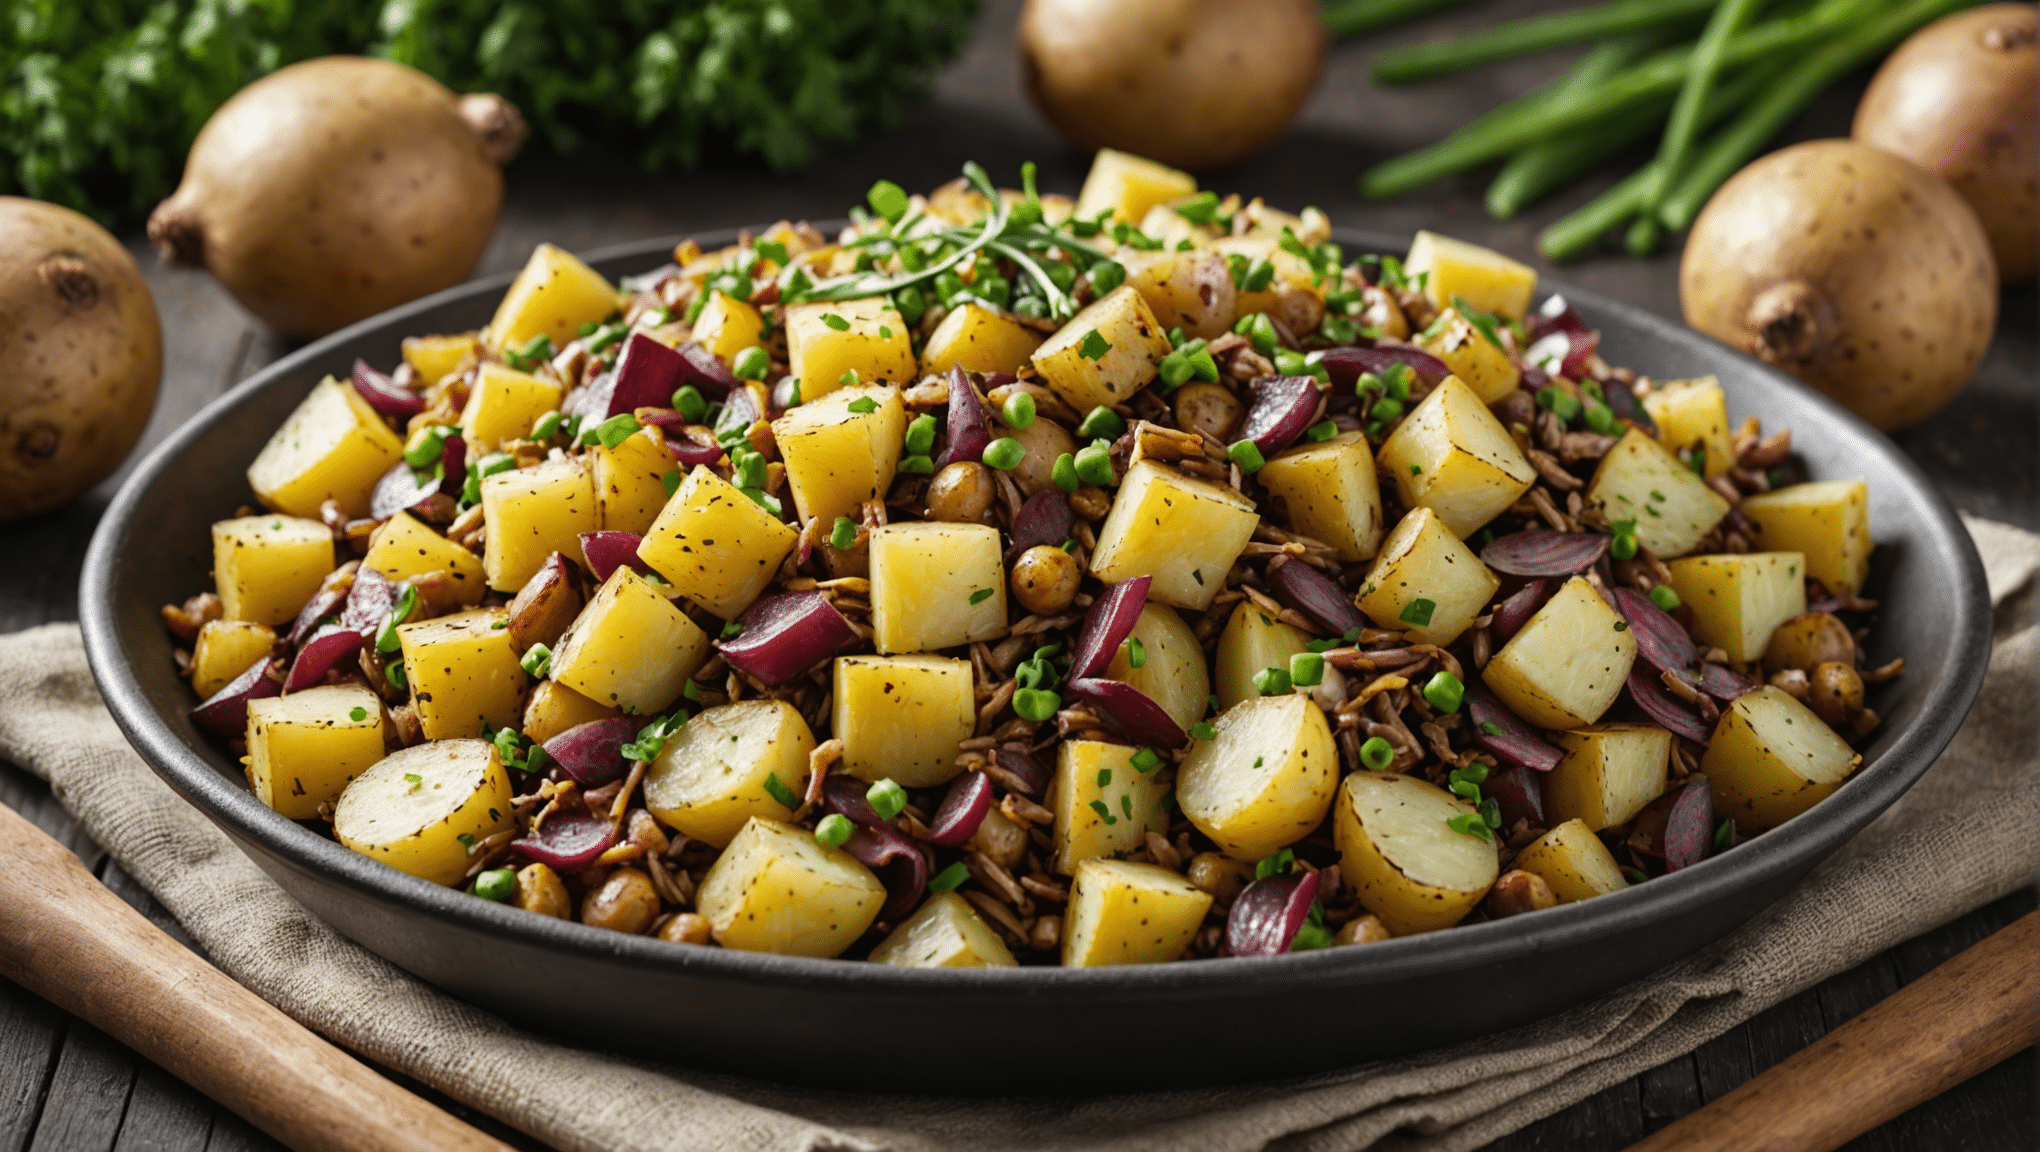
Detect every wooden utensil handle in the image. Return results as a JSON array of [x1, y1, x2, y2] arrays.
[[0, 802, 514, 1152], [1627, 910, 2039, 1152]]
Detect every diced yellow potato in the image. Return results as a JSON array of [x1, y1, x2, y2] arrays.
[[832, 654, 976, 788], [690, 291, 766, 366], [1118, 248, 1237, 340], [396, 607, 525, 740], [591, 426, 678, 537], [771, 384, 905, 527], [695, 817, 886, 958], [637, 465, 798, 619], [1586, 428, 1731, 559], [784, 297, 917, 400], [1404, 230, 1538, 321], [1214, 601, 1314, 711], [1029, 286, 1174, 412], [402, 332, 477, 389], [1051, 740, 1171, 875], [1417, 311, 1520, 404], [246, 376, 407, 518], [459, 363, 562, 452], [1666, 552, 1808, 662], [1177, 694, 1337, 861], [548, 567, 712, 715], [1544, 723, 1672, 831], [919, 303, 1047, 378], [246, 684, 386, 820], [1357, 506, 1500, 646], [1074, 148, 1198, 225], [1512, 818, 1629, 903], [211, 515, 335, 627], [1062, 858, 1213, 968], [868, 521, 1007, 653], [520, 680, 615, 746], [334, 739, 515, 887], [644, 700, 815, 848], [1641, 377, 1734, 481], [190, 620, 276, 698], [1101, 603, 1210, 731], [1334, 771, 1498, 936], [868, 892, 1019, 968], [1484, 575, 1637, 730], [481, 456, 596, 593], [1704, 685, 1862, 832], [1378, 375, 1535, 539], [487, 243, 619, 354], [1090, 459, 1259, 612], [362, 511, 486, 605], [1258, 431, 1384, 562], [1741, 481, 1872, 596]]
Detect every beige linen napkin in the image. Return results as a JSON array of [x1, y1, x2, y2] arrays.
[[2, 515, 2034, 1152]]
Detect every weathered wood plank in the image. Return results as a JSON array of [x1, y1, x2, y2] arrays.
[[0, 980, 66, 1152], [1636, 1053, 1702, 1136], [25, 1021, 136, 1152], [111, 1065, 212, 1152]]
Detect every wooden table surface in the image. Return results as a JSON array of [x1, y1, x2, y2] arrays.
[[2, 1, 2033, 1148]]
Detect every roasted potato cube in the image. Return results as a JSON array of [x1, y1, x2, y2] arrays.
[[1062, 858, 1213, 968], [1666, 552, 1808, 662], [459, 363, 562, 452], [644, 700, 815, 848], [1545, 723, 1673, 831], [1484, 575, 1637, 730], [1257, 430, 1385, 563], [402, 332, 477, 389], [211, 515, 335, 627], [1029, 286, 1173, 412], [334, 739, 515, 887], [1357, 506, 1500, 646], [690, 291, 765, 366], [1586, 428, 1730, 559], [695, 817, 886, 958], [1090, 459, 1258, 612], [362, 510, 486, 605], [868, 892, 1019, 968], [1335, 770, 1498, 936], [1052, 740, 1171, 875], [1704, 685, 1862, 832], [520, 679, 615, 745], [1512, 818, 1630, 903], [1100, 603, 1211, 732], [785, 297, 917, 400], [190, 620, 276, 698], [487, 243, 619, 354], [1378, 375, 1536, 538], [637, 465, 798, 619], [1403, 230, 1537, 321], [1741, 481, 1872, 596], [1178, 694, 1337, 861], [592, 426, 678, 537], [919, 303, 1047, 378], [1214, 600, 1314, 711], [1119, 248, 1237, 340], [246, 684, 386, 821], [396, 607, 525, 740], [1417, 311, 1521, 404], [481, 456, 596, 593], [1073, 148, 1198, 225], [1641, 376, 1734, 481], [548, 567, 711, 715], [832, 654, 976, 788], [246, 376, 407, 518], [868, 521, 1007, 653], [772, 384, 905, 526]]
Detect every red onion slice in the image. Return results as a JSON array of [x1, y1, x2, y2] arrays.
[[1225, 870, 1320, 957], [1663, 779, 1715, 872], [635, 412, 726, 466], [1069, 575, 1150, 682], [511, 812, 615, 870], [1491, 579, 1550, 644], [933, 366, 993, 470], [579, 531, 649, 582], [994, 743, 1050, 796], [191, 656, 282, 735], [1697, 663, 1754, 702], [1068, 677, 1187, 749], [1005, 489, 1074, 563], [1467, 682, 1562, 771], [717, 590, 859, 686], [287, 581, 351, 648], [370, 461, 442, 522], [1626, 663, 1714, 744], [1483, 765, 1547, 830], [823, 774, 887, 828], [1318, 345, 1451, 390], [1266, 560, 1366, 637], [541, 717, 642, 787], [924, 772, 995, 847], [1237, 375, 1321, 455], [282, 624, 364, 693], [1611, 587, 1700, 678], [842, 823, 929, 921], [1481, 531, 1609, 577], [676, 341, 739, 400], [338, 568, 400, 636], [1527, 295, 1600, 381], [351, 359, 425, 417], [605, 334, 686, 416]]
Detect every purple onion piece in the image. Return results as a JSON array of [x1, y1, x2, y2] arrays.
[[1069, 575, 1150, 682], [1467, 682, 1562, 771], [1481, 530, 1610, 578], [676, 341, 739, 400], [579, 531, 649, 582], [1611, 587, 1700, 678], [1697, 663, 1755, 703], [606, 334, 686, 416], [350, 358, 425, 417], [1237, 375, 1321, 455], [191, 656, 282, 735], [438, 434, 468, 498], [1005, 489, 1074, 563], [1483, 765, 1547, 830], [1225, 870, 1321, 957], [1662, 780, 1716, 872], [1520, 365, 1551, 391], [842, 823, 929, 921], [511, 812, 616, 870], [933, 366, 994, 470], [1601, 377, 1651, 429], [994, 743, 1050, 796], [541, 717, 642, 787], [1318, 345, 1452, 390], [1266, 560, 1367, 636], [823, 774, 887, 828], [713, 384, 765, 442], [287, 582, 350, 648], [564, 373, 613, 422], [1068, 678, 1187, 749], [1627, 663, 1714, 744], [281, 625, 363, 693], [925, 772, 995, 847], [1528, 295, 1601, 381], [1491, 579, 1550, 644], [338, 567, 399, 635], [635, 411, 727, 466], [370, 461, 442, 522], [717, 590, 859, 687]]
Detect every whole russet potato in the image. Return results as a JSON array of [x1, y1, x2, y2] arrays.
[[0, 198, 162, 520], [1679, 140, 1997, 432], [1019, 0, 1324, 171], [148, 57, 526, 339], [1853, 3, 2038, 285]]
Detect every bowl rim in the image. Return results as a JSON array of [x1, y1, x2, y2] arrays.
[[80, 228, 1992, 996]]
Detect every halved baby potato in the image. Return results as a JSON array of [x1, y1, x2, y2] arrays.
[[247, 684, 386, 821], [1213, 600, 1313, 712], [868, 892, 1019, 968], [1062, 858, 1213, 968], [695, 817, 886, 958], [643, 700, 814, 848], [1100, 602, 1211, 732], [334, 739, 515, 887], [1334, 770, 1498, 936], [1176, 693, 1336, 862], [1512, 818, 1629, 903], [1704, 685, 1862, 832]]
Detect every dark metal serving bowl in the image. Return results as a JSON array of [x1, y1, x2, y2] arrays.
[[80, 229, 1989, 1092]]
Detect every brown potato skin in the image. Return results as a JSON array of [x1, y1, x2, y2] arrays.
[[1853, 4, 2037, 284], [1678, 140, 1997, 432], [0, 198, 162, 521], [1762, 611, 1856, 675]]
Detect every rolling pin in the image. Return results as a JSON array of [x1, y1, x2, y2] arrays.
[[0, 802, 515, 1152], [1626, 910, 2039, 1152]]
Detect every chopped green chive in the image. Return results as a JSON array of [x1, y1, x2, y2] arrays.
[[1289, 651, 1324, 687], [1076, 407, 1126, 440], [1088, 799, 1119, 826], [820, 312, 851, 331], [1445, 812, 1491, 841], [1536, 387, 1583, 424], [385, 661, 409, 691], [1399, 598, 1437, 627], [739, 487, 782, 515], [904, 413, 938, 455], [1715, 818, 1737, 851], [763, 773, 800, 810], [866, 778, 908, 820], [815, 813, 854, 849], [1360, 736, 1394, 771], [1254, 848, 1295, 879], [1422, 671, 1464, 713], [1479, 721, 1504, 736], [1126, 637, 1147, 670], [1190, 721, 1215, 741], [1077, 329, 1112, 361], [1305, 420, 1339, 443], [969, 587, 995, 605], [594, 413, 641, 449], [404, 772, 423, 789], [520, 643, 552, 678], [1648, 584, 1682, 612], [1253, 666, 1292, 696], [733, 451, 769, 490], [457, 832, 479, 856], [897, 454, 935, 474], [1001, 392, 1036, 431], [846, 396, 878, 415], [1372, 397, 1405, 423], [982, 437, 1027, 471], [1013, 687, 1061, 721], [830, 516, 859, 551], [1228, 440, 1266, 473], [474, 868, 516, 902], [1583, 403, 1618, 436], [530, 410, 565, 440], [732, 346, 770, 380], [1088, 261, 1125, 296], [928, 861, 972, 892], [661, 471, 682, 496], [1130, 747, 1163, 773], [348, 706, 369, 722]]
